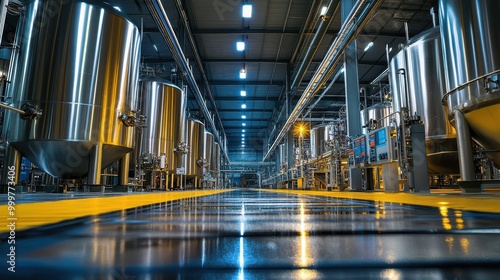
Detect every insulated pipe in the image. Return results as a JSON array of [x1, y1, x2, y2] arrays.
[[263, 0, 382, 162], [145, 0, 229, 163], [290, 0, 338, 90]]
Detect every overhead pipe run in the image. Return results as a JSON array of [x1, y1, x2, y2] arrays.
[[303, 67, 344, 117], [290, 0, 339, 90], [145, 0, 229, 162], [172, 0, 228, 150], [263, 0, 382, 162]]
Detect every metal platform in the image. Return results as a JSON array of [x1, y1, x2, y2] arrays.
[[2, 189, 500, 279]]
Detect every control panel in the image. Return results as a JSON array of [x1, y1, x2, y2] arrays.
[[349, 135, 367, 168], [367, 126, 396, 165]]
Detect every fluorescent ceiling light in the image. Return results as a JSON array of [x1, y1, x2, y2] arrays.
[[241, 115, 246, 119], [153, 44, 158, 51], [240, 90, 247, 96], [242, 129, 246, 132], [364, 42, 374, 52], [320, 6, 327, 16], [236, 41, 245, 51], [241, 103, 247, 109], [242, 4, 252, 18], [242, 123, 246, 126], [113, 6, 121, 12], [239, 69, 247, 79]]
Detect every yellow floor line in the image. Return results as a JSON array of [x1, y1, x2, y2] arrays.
[[0, 189, 234, 233], [259, 189, 500, 213]]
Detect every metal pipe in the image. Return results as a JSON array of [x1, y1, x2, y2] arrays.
[[145, 0, 229, 163], [441, 68, 500, 105], [430, 7, 437, 27], [454, 110, 476, 181], [0, 102, 25, 115], [370, 68, 389, 85], [263, 0, 382, 162], [290, 0, 338, 89], [173, 0, 227, 147], [404, 22, 410, 45], [303, 67, 344, 116]]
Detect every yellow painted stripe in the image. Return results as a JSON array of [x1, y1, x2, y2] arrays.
[[0, 190, 234, 233], [259, 189, 500, 213]]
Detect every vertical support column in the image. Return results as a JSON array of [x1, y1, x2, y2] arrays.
[[342, 0, 363, 191], [287, 130, 294, 189], [409, 124, 429, 192], [87, 143, 102, 185], [118, 153, 130, 186], [454, 110, 481, 192]]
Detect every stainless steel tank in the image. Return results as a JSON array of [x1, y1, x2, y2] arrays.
[[185, 119, 205, 177], [440, 0, 500, 164], [389, 27, 458, 174], [204, 131, 214, 173], [3, 0, 141, 178], [310, 124, 333, 158], [360, 102, 393, 135], [134, 77, 186, 172]]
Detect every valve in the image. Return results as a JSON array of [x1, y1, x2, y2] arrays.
[[20, 103, 42, 120]]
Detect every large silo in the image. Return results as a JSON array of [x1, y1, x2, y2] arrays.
[[389, 27, 458, 174], [2, 0, 141, 183], [133, 77, 186, 174], [440, 0, 500, 167]]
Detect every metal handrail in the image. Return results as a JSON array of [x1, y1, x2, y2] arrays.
[[441, 69, 500, 105]]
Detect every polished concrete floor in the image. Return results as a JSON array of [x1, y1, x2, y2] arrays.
[[2, 189, 500, 279]]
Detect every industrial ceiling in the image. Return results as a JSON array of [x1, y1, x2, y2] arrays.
[[1, 0, 438, 166]]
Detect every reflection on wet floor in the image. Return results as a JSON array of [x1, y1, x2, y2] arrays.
[[2, 189, 500, 279]]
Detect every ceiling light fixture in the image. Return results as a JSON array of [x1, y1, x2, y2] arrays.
[[242, 123, 246, 126], [364, 41, 374, 52], [241, 103, 247, 109], [236, 41, 245, 51], [242, 129, 246, 132], [239, 68, 247, 79], [320, 6, 327, 16], [242, 4, 252, 18], [240, 90, 247, 96], [113, 6, 121, 12], [153, 44, 158, 52], [241, 115, 246, 119]]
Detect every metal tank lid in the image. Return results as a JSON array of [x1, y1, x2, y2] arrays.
[[139, 75, 183, 91], [407, 26, 440, 45], [390, 26, 440, 61], [187, 118, 204, 125]]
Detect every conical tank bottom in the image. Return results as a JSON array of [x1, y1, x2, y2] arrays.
[[463, 103, 500, 165], [11, 140, 131, 179]]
